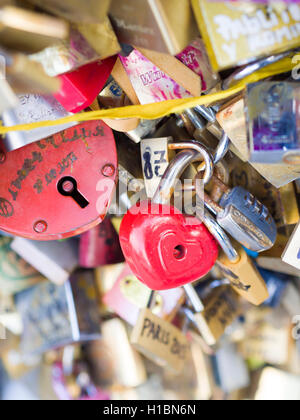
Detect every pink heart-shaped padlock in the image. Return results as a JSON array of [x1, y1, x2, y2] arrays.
[[119, 201, 219, 290]]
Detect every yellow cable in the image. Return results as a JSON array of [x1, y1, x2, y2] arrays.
[[0, 56, 294, 135]]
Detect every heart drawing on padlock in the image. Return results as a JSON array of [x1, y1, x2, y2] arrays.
[[119, 201, 219, 290]]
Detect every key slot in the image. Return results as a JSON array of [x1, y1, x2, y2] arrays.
[[57, 176, 89, 209]]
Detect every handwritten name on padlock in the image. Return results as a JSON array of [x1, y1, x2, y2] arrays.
[[131, 308, 190, 373]]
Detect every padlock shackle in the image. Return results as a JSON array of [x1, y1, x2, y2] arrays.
[[183, 109, 206, 131], [202, 208, 239, 263], [152, 142, 213, 205], [214, 132, 229, 165], [168, 141, 214, 184], [222, 49, 295, 90], [194, 105, 216, 123], [152, 149, 199, 205]]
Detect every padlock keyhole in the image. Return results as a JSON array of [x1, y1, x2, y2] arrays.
[[173, 245, 187, 260], [57, 176, 89, 209]]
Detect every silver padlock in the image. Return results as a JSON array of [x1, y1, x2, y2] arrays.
[[199, 174, 277, 252], [2, 94, 77, 152]]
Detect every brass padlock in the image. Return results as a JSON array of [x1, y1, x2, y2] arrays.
[[75, 17, 120, 59], [217, 243, 269, 306], [194, 286, 242, 346], [131, 292, 190, 373], [109, 0, 199, 55]]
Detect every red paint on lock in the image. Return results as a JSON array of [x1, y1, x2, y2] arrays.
[[79, 217, 124, 268], [119, 201, 219, 290], [0, 121, 117, 240], [54, 56, 117, 113]]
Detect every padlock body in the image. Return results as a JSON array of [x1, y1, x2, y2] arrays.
[[119, 200, 218, 290], [218, 186, 277, 252]]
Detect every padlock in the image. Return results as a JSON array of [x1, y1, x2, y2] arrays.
[[15, 269, 101, 355], [217, 94, 300, 188], [103, 263, 185, 326], [0, 4, 69, 53], [76, 18, 121, 59], [193, 286, 242, 347], [0, 121, 117, 240], [119, 142, 218, 291], [11, 237, 78, 285], [54, 56, 117, 113], [199, 173, 277, 252], [2, 94, 77, 152], [109, 0, 199, 55], [229, 156, 300, 228], [79, 217, 124, 269], [27, 0, 111, 24], [246, 81, 300, 164], [0, 236, 44, 296], [191, 0, 300, 71], [193, 206, 269, 306], [130, 291, 190, 373]]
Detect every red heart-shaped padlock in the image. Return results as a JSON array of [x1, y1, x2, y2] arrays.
[[119, 201, 218, 290]]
